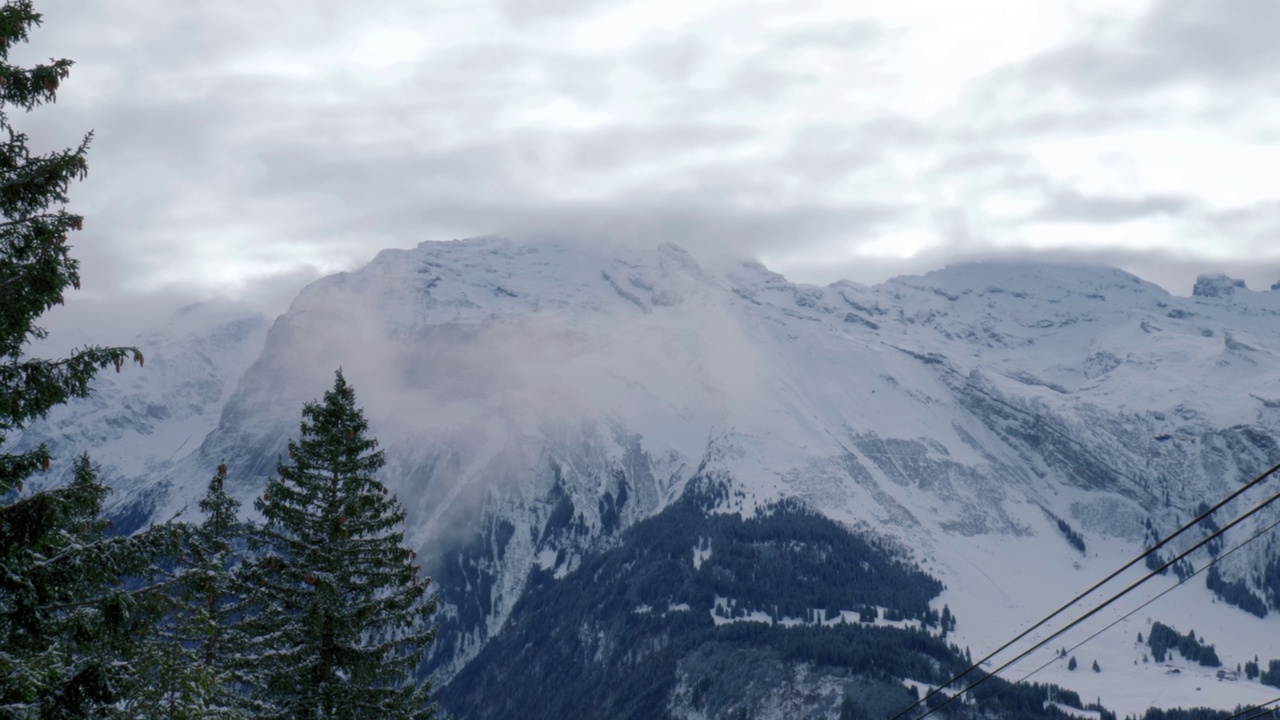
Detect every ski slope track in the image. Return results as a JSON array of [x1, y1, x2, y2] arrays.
[[14, 238, 1280, 717]]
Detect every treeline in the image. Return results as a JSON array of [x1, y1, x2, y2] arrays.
[[441, 481, 1099, 720], [1206, 566, 1267, 618], [574, 483, 944, 625], [1263, 552, 1280, 612], [1239, 656, 1280, 687], [1261, 659, 1280, 689], [1057, 518, 1086, 554], [1137, 707, 1279, 720], [698, 497, 943, 624], [1147, 622, 1220, 667], [1042, 508, 1086, 554]]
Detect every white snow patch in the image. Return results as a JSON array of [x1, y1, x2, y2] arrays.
[[692, 538, 712, 570], [535, 548, 558, 571], [1048, 701, 1100, 720]]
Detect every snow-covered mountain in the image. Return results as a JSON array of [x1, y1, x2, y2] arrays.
[[15, 238, 1280, 718], [11, 301, 270, 531]]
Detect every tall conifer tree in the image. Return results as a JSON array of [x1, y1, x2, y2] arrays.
[[249, 370, 437, 719], [0, 2, 175, 716], [135, 464, 253, 719]]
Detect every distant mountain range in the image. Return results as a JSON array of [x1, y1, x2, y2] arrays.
[[14, 238, 1280, 719]]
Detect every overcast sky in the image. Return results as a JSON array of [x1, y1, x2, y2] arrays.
[[20, 0, 1280, 337]]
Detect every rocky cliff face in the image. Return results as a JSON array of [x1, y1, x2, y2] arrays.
[[15, 239, 1280, 715]]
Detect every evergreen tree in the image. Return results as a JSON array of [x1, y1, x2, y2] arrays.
[[1, 455, 181, 717], [1068, 656, 1078, 671], [0, 3, 175, 715], [189, 464, 258, 710], [134, 464, 254, 718], [249, 370, 437, 719]]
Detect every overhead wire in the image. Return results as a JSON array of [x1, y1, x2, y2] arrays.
[[1218, 698, 1280, 720], [905, 478, 1280, 720], [889, 459, 1280, 720], [991, 512, 1280, 705]]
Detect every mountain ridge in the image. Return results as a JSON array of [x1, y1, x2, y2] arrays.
[[11, 238, 1280, 717]]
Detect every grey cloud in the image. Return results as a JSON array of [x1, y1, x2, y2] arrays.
[[407, 41, 622, 108], [409, 42, 543, 94], [930, 153, 1194, 228], [1021, 0, 1280, 96], [1022, 247, 1280, 298], [249, 99, 905, 235], [239, 128, 700, 208], [25, 3, 452, 295], [933, 149, 1033, 176], [1021, 44, 1165, 97], [24, 94, 249, 296], [783, 125, 881, 181], [629, 37, 707, 86], [930, 151, 1051, 206], [234, 94, 923, 218], [1133, 0, 1280, 82], [957, 106, 1152, 141], [1209, 201, 1280, 252], [776, 21, 883, 50], [856, 116, 934, 147], [643, 24, 892, 120], [1034, 189, 1195, 224], [36, 263, 324, 359], [480, 200, 912, 262], [929, 206, 975, 247], [22, 0, 1278, 318], [778, 117, 935, 183], [565, 123, 759, 172], [30, 2, 376, 77], [782, 243, 1280, 298], [498, 0, 616, 25], [32, 0, 910, 297], [1212, 200, 1280, 229], [722, 57, 811, 106], [237, 126, 911, 256], [542, 53, 621, 106]]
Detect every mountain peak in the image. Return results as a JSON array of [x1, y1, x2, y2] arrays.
[[903, 260, 1154, 296], [1194, 273, 1248, 298]]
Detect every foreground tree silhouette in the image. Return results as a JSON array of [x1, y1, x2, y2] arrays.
[[0, 2, 176, 716], [249, 370, 437, 719]]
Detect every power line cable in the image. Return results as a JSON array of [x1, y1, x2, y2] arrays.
[[996, 513, 1280, 703], [889, 459, 1280, 720], [909, 483, 1280, 720], [1242, 704, 1280, 720], [1218, 698, 1280, 720], [906, 479, 1280, 720]]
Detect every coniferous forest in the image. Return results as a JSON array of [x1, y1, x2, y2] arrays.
[[439, 481, 1107, 720], [1146, 622, 1220, 668]]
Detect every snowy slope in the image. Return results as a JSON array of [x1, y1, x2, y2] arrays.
[[8, 302, 269, 530], [14, 238, 1280, 714]]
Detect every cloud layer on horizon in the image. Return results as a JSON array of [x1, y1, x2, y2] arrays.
[[18, 0, 1280, 330]]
